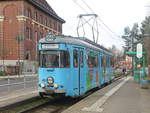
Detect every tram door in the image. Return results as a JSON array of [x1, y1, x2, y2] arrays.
[[73, 48, 84, 95]]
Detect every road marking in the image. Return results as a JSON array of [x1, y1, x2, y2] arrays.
[[82, 77, 130, 112]]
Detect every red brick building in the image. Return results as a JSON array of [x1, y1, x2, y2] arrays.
[[0, 0, 65, 74]]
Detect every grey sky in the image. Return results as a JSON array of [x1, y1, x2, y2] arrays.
[[47, 0, 149, 48]]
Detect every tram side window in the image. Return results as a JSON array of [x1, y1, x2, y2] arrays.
[[95, 56, 98, 67], [73, 50, 78, 67], [101, 56, 103, 67], [60, 51, 70, 67], [107, 57, 110, 67], [80, 51, 84, 67], [111, 57, 114, 67], [102, 56, 107, 72], [87, 55, 98, 68], [106, 57, 109, 67]]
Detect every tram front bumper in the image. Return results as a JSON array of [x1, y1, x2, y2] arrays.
[[38, 88, 66, 94]]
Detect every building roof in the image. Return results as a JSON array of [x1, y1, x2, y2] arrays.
[[27, 0, 65, 23]]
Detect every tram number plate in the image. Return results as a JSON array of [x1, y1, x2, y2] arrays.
[[42, 44, 58, 49]]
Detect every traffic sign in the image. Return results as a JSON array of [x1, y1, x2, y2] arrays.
[[136, 43, 142, 58]]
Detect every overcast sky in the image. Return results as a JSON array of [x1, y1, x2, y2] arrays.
[[47, 0, 149, 49]]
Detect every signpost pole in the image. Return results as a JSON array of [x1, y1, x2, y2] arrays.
[[124, 43, 145, 80], [136, 43, 143, 81]]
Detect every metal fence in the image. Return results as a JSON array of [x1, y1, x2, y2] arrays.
[[0, 74, 38, 94], [0, 61, 38, 94]]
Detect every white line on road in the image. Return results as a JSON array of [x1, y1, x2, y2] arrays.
[[82, 77, 130, 112]]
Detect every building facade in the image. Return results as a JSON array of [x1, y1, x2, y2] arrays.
[[0, 0, 65, 74]]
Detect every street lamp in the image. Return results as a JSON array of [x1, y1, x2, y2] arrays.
[[15, 35, 24, 75]]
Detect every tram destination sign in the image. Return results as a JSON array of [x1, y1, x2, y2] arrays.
[[41, 44, 59, 49]]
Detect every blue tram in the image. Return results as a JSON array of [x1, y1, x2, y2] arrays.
[[38, 33, 113, 97]]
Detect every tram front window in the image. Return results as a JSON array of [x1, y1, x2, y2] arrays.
[[40, 51, 70, 68]]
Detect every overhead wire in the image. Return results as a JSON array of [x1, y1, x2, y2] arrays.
[[76, 0, 125, 45], [80, 0, 120, 37], [72, 0, 88, 13]]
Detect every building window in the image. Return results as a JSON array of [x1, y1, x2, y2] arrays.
[[25, 51, 31, 60], [54, 22, 57, 31], [27, 8, 31, 18], [26, 27, 29, 39], [35, 31, 38, 59], [39, 15, 43, 24], [39, 32, 43, 40], [38, 32, 41, 41], [35, 31, 38, 41], [47, 20, 49, 27], [45, 18, 47, 26], [35, 31, 38, 46], [49, 20, 51, 28], [30, 28, 32, 40], [34, 12, 38, 21], [26, 27, 32, 40], [58, 24, 62, 33]]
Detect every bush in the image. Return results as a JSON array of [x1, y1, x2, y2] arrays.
[[143, 76, 150, 80], [0, 71, 5, 76], [113, 72, 121, 78]]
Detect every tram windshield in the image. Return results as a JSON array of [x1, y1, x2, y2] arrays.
[[40, 51, 70, 68]]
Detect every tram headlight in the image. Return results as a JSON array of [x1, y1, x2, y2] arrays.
[[40, 83, 45, 88], [54, 84, 59, 88], [47, 77, 54, 84]]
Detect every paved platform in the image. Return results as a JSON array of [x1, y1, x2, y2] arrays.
[[0, 88, 38, 108], [62, 76, 150, 113]]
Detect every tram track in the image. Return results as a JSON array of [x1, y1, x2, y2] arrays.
[[23, 76, 124, 113], [0, 96, 52, 113], [0, 76, 124, 113], [0, 95, 82, 113], [21, 97, 81, 113]]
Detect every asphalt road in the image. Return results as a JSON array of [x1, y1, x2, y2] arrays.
[[0, 76, 38, 92]]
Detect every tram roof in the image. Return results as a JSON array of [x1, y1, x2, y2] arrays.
[[39, 33, 112, 55]]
